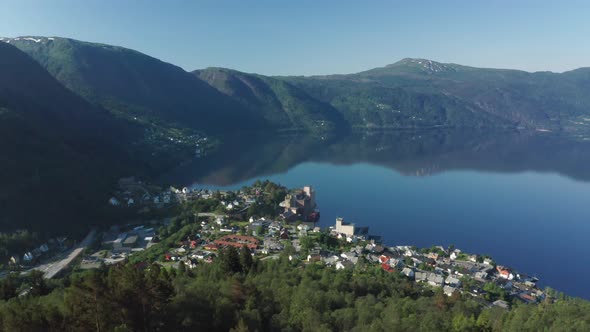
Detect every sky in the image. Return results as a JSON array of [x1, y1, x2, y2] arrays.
[[1, 0, 589, 76]]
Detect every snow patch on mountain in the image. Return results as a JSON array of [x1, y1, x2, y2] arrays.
[[404, 58, 450, 73], [1, 36, 56, 44]]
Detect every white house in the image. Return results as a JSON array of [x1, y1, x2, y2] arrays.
[[335, 217, 355, 236], [443, 285, 457, 297], [401, 267, 415, 279], [445, 276, 462, 287], [23, 252, 34, 262]]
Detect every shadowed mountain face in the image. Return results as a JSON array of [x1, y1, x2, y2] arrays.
[[162, 130, 590, 187], [0, 42, 140, 234], [194, 68, 349, 133], [5, 37, 266, 134]]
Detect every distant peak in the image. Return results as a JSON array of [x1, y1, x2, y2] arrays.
[[386, 58, 455, 73]]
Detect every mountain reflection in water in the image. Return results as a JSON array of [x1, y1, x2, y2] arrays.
[[162, 130, 590, 186]]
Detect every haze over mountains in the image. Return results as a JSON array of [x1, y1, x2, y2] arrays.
[[2, 35, 590, 233]]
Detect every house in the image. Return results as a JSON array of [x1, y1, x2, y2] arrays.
[[340, 252, 359, 264], [401, 267, 415, 279], [492, 300, 510, 310], [112, 233, 127, 249], [381, 263, 394, 272], [341, 251, 357, 261], [379, 254, 392, 264], [415, 271, 429, 282], [443, 285, 457, 296], [9, 255, 20, 265], [371, 245, 385, 254], [345, 236, 357, 243], [445, 276, 462, 287], [496, 266, 514, 280], [323, 255, 340, 265], [123, 235, 139, 247], [390, 258, 404, 269], [191, 251, 208, 259], [427, 273, 444, 287], [474, 271, 488, 281], [366, 254, 381, 264], [335, 217, 355, 237], [263, 239, 283, 252], [23, 252, 34, 262], [268, 221, 282, 234], [215, 216, 226, 226], [497, 279, 513, 291]]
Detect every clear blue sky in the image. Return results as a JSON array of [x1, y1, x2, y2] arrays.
[[1, 0, 589, 75]]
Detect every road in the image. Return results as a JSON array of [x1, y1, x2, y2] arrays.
[[27, 229, 96, 279]]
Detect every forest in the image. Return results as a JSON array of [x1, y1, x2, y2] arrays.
[[0, 245, 589, 332]]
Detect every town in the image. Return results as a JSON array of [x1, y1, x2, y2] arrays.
[[4, 180, 548, 309]]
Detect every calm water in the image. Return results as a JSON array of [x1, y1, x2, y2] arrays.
[[163, 130, 590, 299]]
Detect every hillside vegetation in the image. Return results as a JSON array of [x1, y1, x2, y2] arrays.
[[282, 58, 590, 132], [195, 68, 348, 133], [1, 246, 588, 332]]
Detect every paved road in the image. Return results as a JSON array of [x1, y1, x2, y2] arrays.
[[28, 229, 96, 279]]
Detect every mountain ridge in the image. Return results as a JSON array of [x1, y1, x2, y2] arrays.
[[6, 35, 590, 134]]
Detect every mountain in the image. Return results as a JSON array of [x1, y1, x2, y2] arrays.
[[8, 37, 590, 134], [4, 36, 265, 135], [194, 68, 348, 133], [282, 58, 590, 132], [0, 41, 141, 234]]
